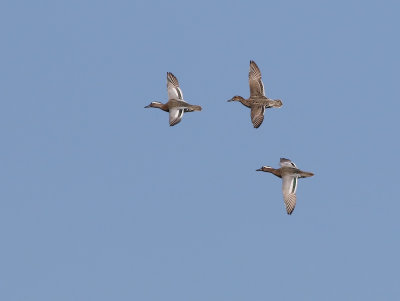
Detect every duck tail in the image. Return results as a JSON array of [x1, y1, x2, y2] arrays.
[[300, 171, 314, 178], [269, 99, 283, 108], [189, 105, 202, 111]]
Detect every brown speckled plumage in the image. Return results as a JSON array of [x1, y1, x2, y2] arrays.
[[228, 61, 282, 128]]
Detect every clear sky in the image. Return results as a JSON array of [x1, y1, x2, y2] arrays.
[[1, 0, 399, 300]]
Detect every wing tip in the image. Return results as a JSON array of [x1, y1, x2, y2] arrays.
[[167, 72, 179, 86], [284, 193, 297, 215], [286, 207, 295, 215], [252, 119, 263, 128]]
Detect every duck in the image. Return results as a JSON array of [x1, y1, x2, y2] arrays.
[[228, 60, 282, 128], [256, 158, 314, 215], [145, 72, 202, 126]]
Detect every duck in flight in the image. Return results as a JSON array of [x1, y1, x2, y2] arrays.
[[228, 61, 282, 128], [256, 158, 314, 215], [145, 72, 202, 126]]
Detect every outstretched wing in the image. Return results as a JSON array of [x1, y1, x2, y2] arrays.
[[280, 158, 297, 168], [167, 72, 185, 101], [250, 105, 265, 128], [282, 175, 298, 215], [249, 61, 265, 97], [169, 108, 184, 126]]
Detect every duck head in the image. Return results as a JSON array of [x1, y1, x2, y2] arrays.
[[144, 101, 163, 108], [227, 95, 245, 102], [256, 165, 274, 172]]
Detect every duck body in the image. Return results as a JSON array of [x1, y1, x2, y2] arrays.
[[256, 158, 314, 215], [257, 165, 314, 179], [228, 61, 282, 128], [145, 99, 201, 112], [251, 96, 283, 108], [145, 72, 202, 126]]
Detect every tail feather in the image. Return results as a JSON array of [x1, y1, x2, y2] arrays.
[[267, 99, 283, 108], [300, 171, 314, 178], [189, 105, 202, 111]]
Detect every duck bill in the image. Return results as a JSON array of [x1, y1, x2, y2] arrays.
[[256, 168, 263, 171], [144, 104, 151, 108]]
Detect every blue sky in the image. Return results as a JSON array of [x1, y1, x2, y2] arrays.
[[1, 0, 399, 300]]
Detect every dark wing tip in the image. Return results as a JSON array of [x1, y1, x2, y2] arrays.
[[252, 119, 263, 128], [286, 203, 295, 215], [169, 119, 181, 126], [250, 60, 258, 68], [167, 72, 179, 86]]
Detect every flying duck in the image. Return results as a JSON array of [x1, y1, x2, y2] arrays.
[[256, 158, 314, 215], [145, 72, 202, 126], [228, 61, 282, 128]]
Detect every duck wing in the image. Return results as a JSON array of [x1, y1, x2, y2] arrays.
[[250, 105, 265, 128], [169, 108, 184, 126], [281, 175, 298, 215], [280, 158, 298, 168], [167, 72, 185, 101], [249, 60, 265, 97]]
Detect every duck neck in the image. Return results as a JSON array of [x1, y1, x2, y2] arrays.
[[260, 167, 282, 178], [151, 102, 168, 111], [239, 97, 252, 108]]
